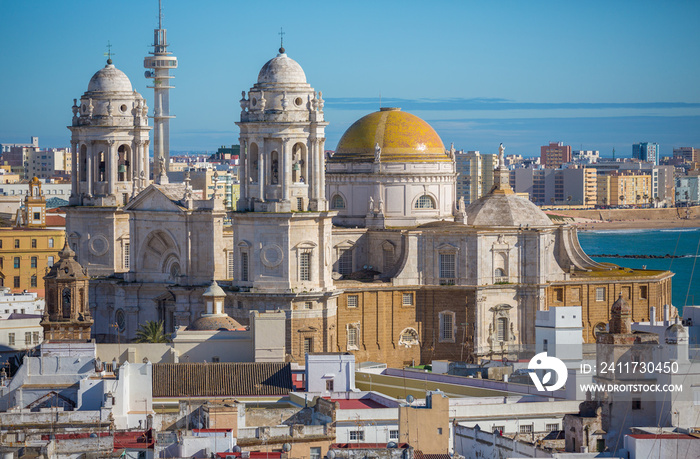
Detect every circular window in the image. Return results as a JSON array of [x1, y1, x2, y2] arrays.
[[115, 309, 126, 332], [88, 234, 110, 256], [120, 104, 128, 112], [251, 97, 257, 107], [593, 323, 607, 338], [294, 97, 303, 106], [260, 244, 284, 268]]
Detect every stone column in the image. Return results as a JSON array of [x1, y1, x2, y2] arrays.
[[318, 138, 327, 210], [134, 141, 143, 192], [240, 140, 248, 204], [258, 139, 265, 202], [107, 140, 116, 196], [143, 141, 150, 187], [282, 137, 291, 201], [308, 136, 317, 202], [70, 142, 78, 197], [87, 141, 94, 197]]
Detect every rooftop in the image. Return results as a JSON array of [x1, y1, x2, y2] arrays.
[[152, 362, 293, 398]]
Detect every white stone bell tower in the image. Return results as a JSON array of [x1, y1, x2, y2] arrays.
[[68, 58, 151, 207], [66, 58, 151, 276], [231, 46, 338, 361], [237, 45, 327, 213]]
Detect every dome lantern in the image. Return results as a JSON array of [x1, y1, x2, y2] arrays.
[[202, 280, 226, 315]]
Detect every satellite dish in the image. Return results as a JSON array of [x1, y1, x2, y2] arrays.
[[327, 451, 336, 459], [406, 394, 414, 404], [282, 443, 291, 452], [387, 442, 398, 449], [232, 446, 242, 453]]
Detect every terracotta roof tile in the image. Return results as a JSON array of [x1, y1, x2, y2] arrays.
[[152, 362, 293, 397]]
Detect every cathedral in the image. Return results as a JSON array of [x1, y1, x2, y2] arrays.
[[65, 48, 674, 367]]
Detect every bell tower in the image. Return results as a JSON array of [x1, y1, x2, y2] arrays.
[[231, 47, 338, 362], [66, 58, 150, 276], [41, 243, 93, 341], [237, 45, 327, 213], [68, 58, 151, 207]]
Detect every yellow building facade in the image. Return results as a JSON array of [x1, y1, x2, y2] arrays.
[[596, 173, 652, 207], [0, 228, 64, 296]]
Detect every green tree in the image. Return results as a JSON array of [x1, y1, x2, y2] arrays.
[[134, 321, 170, 343]]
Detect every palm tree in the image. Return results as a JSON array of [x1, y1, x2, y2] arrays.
[[134, 321, 171, 343]]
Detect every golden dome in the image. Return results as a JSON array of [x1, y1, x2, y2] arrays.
[[331, 108, 448, 163]]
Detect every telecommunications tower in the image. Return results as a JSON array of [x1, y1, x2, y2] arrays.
[[144, 0, 177, 175]]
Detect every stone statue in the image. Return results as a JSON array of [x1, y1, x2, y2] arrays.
[[158, 155, 166, 175], [458, 196, 465, 213], [378, 198, 384, 214], [259, 91, 266, 112], [88, 98, 94, 117], [374, 143, 381, 163], [368, 196, 374, 214], [498, 143, 505, 169], [449, 142, 456, 160]]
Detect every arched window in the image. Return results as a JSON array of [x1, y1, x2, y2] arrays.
[[115, 309, 126, 332], [331, 194, 345, 209], [495, 267, 505, 277], [249, 143, 259, 183], [80, 144, 88, 180], [270, 151, 279, 185], [117, 144, 131, 181], [62, 288, 71, 318], [415, 195, 436, 209]]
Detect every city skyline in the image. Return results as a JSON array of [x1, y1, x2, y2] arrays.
[[1, 1, 699, 156]]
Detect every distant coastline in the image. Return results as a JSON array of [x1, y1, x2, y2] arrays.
[[545, 206, 700, 232]]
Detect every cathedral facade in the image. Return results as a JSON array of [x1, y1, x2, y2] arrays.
[[66, 51, 674, 366]]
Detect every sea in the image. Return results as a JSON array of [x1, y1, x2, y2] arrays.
[[577, 227, 700, 315]]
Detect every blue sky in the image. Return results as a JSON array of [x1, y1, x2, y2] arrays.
[[1, 0, 699, 157]]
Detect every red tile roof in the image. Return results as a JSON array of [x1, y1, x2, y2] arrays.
[[113, 431, 154, 450], [46, 215, 66, 226]]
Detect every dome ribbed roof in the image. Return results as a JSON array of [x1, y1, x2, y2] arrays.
[[257, 53, 307, 84], [331, 108, 448, 163], [202, 281, 226, 298], [466, 192, 553, 227], [186, 315, 243, 331], [87, 62, 133, 93]]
